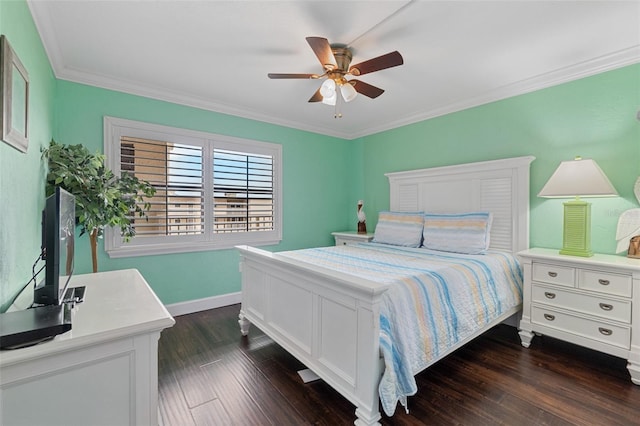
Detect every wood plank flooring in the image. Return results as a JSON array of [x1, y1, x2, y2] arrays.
[[158, 305, 640, 425]]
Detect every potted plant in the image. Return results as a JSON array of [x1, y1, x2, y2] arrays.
[[43, 140, 156, 272]]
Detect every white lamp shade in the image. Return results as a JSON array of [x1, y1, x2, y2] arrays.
[[538, 157, 618, 198], [340, 82, 357, 102], [321, 91, 337, 105], [319, 79, 336, 98]]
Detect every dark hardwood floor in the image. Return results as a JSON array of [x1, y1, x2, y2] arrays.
[[158, 305, 640, 425]]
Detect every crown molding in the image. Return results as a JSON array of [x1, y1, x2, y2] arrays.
[[55, 66, 352, 140], [52, 44, 640, 141], [350, 45, 640, 139]]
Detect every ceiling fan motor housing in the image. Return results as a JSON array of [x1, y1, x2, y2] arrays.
[[329, 46, 353, 73]]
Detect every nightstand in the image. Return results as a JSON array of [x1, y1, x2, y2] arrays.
[[331, 231, 374, 246], [518, 248, 640, 385]]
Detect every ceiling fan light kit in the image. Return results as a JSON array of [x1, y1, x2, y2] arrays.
[[268, 36, 403, 117], [320, 79, 358, 106]]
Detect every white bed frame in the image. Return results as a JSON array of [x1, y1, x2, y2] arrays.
[[237, 155, 535, 425]]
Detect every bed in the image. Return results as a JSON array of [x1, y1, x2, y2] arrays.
[[237, 155, 535, 425]]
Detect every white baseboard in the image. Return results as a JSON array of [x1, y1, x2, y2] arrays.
[[165, 292, 241, 317]]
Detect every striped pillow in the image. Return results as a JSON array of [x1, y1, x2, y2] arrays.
[[422, 212, 493, 254], [373, 211, 425, 247]]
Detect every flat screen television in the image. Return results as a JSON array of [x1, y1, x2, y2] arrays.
[[33, 187, 75, 306]]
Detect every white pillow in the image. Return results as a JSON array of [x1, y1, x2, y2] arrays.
[[422, 212, 492, 254], [373, 211, 424, 247]]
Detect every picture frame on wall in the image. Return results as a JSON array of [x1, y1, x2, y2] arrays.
[[1, 35, 29, 153]]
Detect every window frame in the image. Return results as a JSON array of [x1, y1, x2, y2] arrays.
[[103, 116, 282, 257]]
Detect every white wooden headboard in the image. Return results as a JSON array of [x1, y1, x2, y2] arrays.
[[386, 156, 535, 253]]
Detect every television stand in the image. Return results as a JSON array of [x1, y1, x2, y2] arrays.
[[0, 269, 174, 426]]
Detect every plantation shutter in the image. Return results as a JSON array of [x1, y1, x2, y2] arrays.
[[120, 137, 204, 237], [213, 149, 274, 233]]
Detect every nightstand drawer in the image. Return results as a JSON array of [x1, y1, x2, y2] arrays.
[[532, 284, 631, 324], [335, 237, 353, 246], [531, 306, 630, 350], [578, 269, 632, 298], [532, 263, 575, 287]]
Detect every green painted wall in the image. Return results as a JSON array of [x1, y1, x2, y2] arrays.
[[0, 0, 56, 311], [54, 80, 357, 304], [360, 63, 640, 255]]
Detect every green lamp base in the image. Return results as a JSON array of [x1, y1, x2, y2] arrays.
[[559, 199, 593, 257], [559, 247, 593, 257]]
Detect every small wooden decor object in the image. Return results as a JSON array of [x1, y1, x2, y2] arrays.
[[628, 235, 640, 259]]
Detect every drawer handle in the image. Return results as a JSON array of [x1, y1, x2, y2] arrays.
[[544, 292, 556, 299], [598, 327, 613, 336], [599, 303, 613, 311], [598, 279, 610, 286], [547, 272, 558, 278], [543, 313, 555, 321]]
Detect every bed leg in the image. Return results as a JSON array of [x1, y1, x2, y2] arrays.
[[238, 310, 251, 336], [354, 407, 381, 426]]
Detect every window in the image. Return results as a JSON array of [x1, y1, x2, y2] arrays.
[[103, 117, 282, 257], [213, 149, 274, 234]]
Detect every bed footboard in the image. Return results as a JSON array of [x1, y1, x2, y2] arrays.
[[237, 245, 389, 426]]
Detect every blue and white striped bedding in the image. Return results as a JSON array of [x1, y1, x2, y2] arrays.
[[278, 242, 523, 416]]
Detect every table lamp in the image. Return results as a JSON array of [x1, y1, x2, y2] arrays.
[[538, 156, 618, 257]]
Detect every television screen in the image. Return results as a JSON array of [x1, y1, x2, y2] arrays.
[[33, 187, 75, 306]]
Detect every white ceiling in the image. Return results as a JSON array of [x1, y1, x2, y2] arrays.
[[27, 1, 640, 139]]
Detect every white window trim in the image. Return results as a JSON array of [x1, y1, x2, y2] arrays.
[[103, 116, 282, 258]]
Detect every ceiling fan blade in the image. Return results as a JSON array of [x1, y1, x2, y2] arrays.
[[306, 37, 337, 70], [349, 51, 403, 76], [268, 73, 318, 79], [350, 80, 385, 99], [308, 88, 323, 102]]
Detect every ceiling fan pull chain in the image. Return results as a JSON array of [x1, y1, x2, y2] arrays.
[[334, 90, 343, 119]]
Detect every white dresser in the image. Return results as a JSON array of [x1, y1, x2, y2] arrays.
[[0, 269, 175, 426], [518, 248, 640, 384], [331, 231, 374, 246]]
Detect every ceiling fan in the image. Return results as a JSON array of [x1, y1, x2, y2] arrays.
[[268, 37, 404, 108]]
